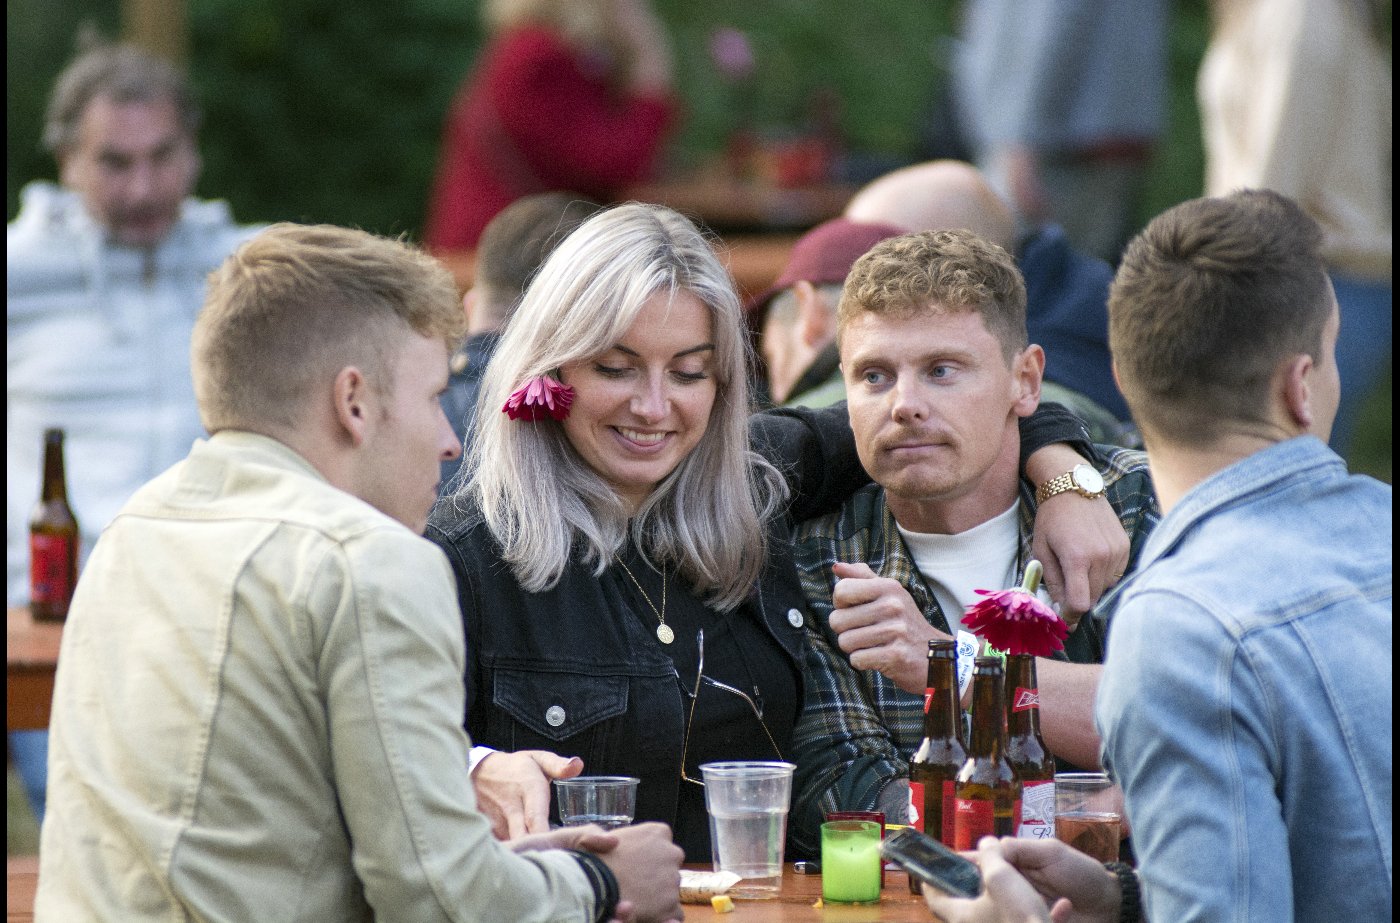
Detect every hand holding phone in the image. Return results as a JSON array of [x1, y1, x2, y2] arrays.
[[880, 827, 982, 898]]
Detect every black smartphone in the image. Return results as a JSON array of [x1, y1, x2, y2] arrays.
[[880, 827, 983, 899]]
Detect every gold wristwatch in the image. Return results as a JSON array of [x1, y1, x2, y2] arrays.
[[1035, 463, 1106, 504]]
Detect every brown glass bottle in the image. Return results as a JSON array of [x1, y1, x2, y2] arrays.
[[1005, 654, 1056, 839], [29, 428, 79, 622], [952, 656, 1020, 849], [907, 639, 967, 891]]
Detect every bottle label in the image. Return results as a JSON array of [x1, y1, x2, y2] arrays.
[[1011, 686, 1040, 711], [908, 781, 925, 832], [1017, 780, 1056, 839], [30, 533, 74, 605], [953, 798, 994, 850], [923, 687, 934, 713], [954, 631, 979, 697], [940, 780, 957, 842]]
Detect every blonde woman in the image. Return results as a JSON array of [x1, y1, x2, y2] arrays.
[[428, 203, 1124, 859]]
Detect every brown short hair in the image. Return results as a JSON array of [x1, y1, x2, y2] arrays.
[[1108, 189, 1331, 446], [838, 229, 1027, 360], [193, 223, 464, 432], [44, 41, 200, 155], [474, 192, 603, 325]]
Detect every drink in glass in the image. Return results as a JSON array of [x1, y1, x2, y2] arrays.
[[700, 761, 795, 898], [1054, 772, 1122, 863], [553, 776, 639, 829]]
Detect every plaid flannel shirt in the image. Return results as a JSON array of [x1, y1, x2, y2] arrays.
[[788, 446, 1159, 855]]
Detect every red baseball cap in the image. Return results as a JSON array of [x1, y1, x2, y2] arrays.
[[746, 217, 906, 318]]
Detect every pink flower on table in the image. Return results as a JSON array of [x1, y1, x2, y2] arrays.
[[502, 375, 575, 422], [963, 586, 1069, 658]]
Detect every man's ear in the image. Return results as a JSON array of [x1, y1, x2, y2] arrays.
[[333, 366, 372, 447], [1281, 353, 1316, 432], [794, 281, 835, 349], [1012, 344, 1045, 417]]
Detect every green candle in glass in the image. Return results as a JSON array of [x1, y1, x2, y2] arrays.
[[820, 820, 882, 904]]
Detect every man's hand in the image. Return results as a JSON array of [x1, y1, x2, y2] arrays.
[[1031, 492, 1128, 630], [473, 749, 583, 840], [599, 822, 685, 923], [996, 837, 1121, 923], [829, 561, 949, 694], [921, 836, 1120, 923], [508, 824, 619, 856]]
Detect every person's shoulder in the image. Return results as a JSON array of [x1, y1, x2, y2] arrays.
[[175, 198, 263, 254], [793, 482, 884, 545], [424, 492, 495, 557], [8, 183, 86, 293]]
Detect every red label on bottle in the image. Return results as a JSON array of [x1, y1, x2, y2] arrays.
[[953, 798, 994, 850], [923, 687, 934, 713], [941, 781, 957, 842], [29, 533, 74, 605], [1012, 687, 1040, 711], [908, 781, 925, 832]]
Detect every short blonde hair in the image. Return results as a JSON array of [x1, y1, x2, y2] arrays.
[[193, 223, 464, 432], [838, 229, 1027, 361]]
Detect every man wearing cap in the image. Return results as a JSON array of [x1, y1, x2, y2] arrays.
[[752, 218, 905, 408]]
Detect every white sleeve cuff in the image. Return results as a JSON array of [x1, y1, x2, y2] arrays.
[[468, 745, 498, 776]]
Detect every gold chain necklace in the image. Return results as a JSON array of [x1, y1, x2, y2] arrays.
[[617, 558, 673, 645]]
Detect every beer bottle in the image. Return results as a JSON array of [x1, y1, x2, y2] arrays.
[[908, 639, 967, 891], [29, 428, 79, 622], [1005, 654, 1055, 839], [952, 656, 1020, 849]]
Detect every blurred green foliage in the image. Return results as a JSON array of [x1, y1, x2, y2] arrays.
[[8, 0, 961, 235], [4, 1, 1388, 479]]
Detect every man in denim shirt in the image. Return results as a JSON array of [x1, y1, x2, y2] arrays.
[[1097, 190, 1392, 921]]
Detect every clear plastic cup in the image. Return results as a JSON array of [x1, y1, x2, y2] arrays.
[[553, 776, 639, 829], [700, 761, 796, 899]]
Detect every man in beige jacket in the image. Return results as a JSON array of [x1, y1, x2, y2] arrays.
[[36, 223, 683, 922]]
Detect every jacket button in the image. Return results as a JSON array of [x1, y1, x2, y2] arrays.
[[787, 608, 804, 628], [545, 705, 566, 727]]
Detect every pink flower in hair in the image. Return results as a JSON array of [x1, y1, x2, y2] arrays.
[[962, 561, 1069, 657], [502, 374, 575, 422]]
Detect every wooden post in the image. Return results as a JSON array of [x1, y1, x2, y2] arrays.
[[121, 0, 188, 66]]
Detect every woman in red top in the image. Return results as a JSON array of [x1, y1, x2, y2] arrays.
[[424, 0, 677, 252]]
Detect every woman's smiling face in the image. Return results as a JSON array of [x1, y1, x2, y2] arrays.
[[557, 289, 718, 512]]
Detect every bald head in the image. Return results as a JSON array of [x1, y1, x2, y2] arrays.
[[845, 160, 1017, 251]]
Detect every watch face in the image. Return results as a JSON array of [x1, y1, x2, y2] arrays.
[[1073, 464, 1105, 494]]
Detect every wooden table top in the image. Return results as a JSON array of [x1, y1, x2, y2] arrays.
[[8, 856, 39, 922], [7, 607, 62, 669], [626, 176, 856, 234], [684, 865, 938, 922], [5, 859, 941, 922], [7, 607, 62, 732], [435, 231, 801, 306]]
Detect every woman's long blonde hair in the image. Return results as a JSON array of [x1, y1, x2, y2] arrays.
[[453, 203, 785, 610]]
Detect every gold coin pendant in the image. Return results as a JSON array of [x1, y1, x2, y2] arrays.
[[656, 624, 675, 645]]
